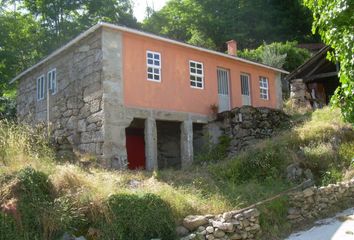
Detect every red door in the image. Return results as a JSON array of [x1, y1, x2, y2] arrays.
[[126, 133, 146, 170]]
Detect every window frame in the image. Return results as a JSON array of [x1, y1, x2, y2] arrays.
[[146, 51, 161, 82], [47, 68, 57, 95], [259, 76, 269, 100], [189, 60, 204, 89], [37, 74, 45, 101]]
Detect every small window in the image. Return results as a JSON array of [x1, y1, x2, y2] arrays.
[[47, 69, 57, 95], [189, 60, 204, 89], [259, 76, 269, 100], [146, 51, 161, 82], [37, 75, 45, 101]]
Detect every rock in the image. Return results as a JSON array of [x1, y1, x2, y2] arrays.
[[303, 188, 314, 197], [206, 226, 214, 233], [77, 119, 86, 132], [206, 235, 215, 240], [212, 221, 234, 232], [243, 208, 260, 218], [180, 233, 196, 240], [183, 215, 208, 231], [213, 229, 225, 238], [176, 226, 189, 237], [197, 226, 206, 232], [229, 233, 242, 240], [222, 211, 233, 220]]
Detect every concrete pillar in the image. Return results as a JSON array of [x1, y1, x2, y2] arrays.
[[145, 118, 158, 171], [275, 72, 283, 109], [181, 120, 193, 169], [101, 27, 130, 169]]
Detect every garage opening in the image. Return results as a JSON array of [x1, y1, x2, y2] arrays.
[[156, 120, 181, 169], [126, 118, 146, 170], [193, 123, 207, 156]]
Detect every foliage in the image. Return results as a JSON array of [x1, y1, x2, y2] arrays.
[[99, 193, 176, 240], [238, 41, 311, 71], [0, 212, 21, 240], [0, 0, 139, 99], [194, 135, 231, 164], [143, 0, 318, 50], [303, 0, 354, 123], [0, 11, 45, 93], [0, 92, 16, 120], [212, 140, 289, 183]]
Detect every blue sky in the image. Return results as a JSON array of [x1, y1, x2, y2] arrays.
[[133, 0, 168, 22]]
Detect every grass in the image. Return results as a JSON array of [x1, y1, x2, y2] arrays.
[[0, 107, 353, 239]]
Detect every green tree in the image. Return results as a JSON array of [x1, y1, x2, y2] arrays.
[[303, 0, 354, 123], [143, 0, 318, 50], [238, 41, 311, 71]]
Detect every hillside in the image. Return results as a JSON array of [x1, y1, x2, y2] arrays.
[[0, 107, 353, 240]]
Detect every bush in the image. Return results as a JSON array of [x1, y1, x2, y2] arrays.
[[0, 213, 21, 240], [212, 141, 290, 183], [195, 135, 231, 164], [99, 193, 176, 240], [0, 167, 80, 239]]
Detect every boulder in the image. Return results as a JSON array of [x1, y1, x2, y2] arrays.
[[183, 215, 208, 231]]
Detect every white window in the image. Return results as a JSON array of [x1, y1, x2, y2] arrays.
[[146, 51, 161, 82], [37, 75, 45, 101], [189, 60, 204, 89], [47, 69, 57, 95], [259, 76, 269, 100]]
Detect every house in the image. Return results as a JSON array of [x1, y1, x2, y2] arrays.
[[11, 22, 288, 170], [287, 46, 340, 108]]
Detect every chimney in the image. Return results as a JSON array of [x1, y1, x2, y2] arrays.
[[226, 40, 237, 56]]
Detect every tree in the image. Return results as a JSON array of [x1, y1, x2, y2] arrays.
[[143, 0, 318, 51], [238, 41, 311, 71], [303, 0, 354, 123]]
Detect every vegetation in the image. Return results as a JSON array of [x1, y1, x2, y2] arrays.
[[0, 107, 353, 239], [143, 0, 318, 50], [238, 41, 311, 71], [303, 0, 354, 123]]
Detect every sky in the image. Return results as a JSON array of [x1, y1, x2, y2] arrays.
[[133, 0, 168, 22]]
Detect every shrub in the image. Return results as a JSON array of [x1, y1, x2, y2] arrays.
[[99, 193, 176, 240], [195, 135, 231, 164], [212, 141, 290, 183], [0, 167, 81, 239], [0, 213, 21, 240]]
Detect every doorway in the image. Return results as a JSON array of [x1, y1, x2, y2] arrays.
[[241, 73, 251, 105], [217, 68, 231, 112], [126, 119, 146, 170]]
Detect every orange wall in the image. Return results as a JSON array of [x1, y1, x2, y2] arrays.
[[122, 32, 278, 116]]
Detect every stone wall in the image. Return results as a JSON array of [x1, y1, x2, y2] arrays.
[[215, 106, 289, 155], [178, 208, 261, 240], [17, 29, 104, 158], [289, 79, 312, 109], [287, 179, 354, 224]]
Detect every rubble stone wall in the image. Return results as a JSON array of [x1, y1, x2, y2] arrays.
[[287, 179, 354, 224], [179, 208, 261, 240], [215, 106, 290, 155]]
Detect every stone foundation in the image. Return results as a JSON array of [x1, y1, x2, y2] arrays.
[[287, 179, 354, 225], [179, 208, 261, 240], [215, 106, 290, 155]]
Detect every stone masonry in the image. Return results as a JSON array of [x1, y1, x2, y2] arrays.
[[17, 28, 105, 159], [179, 208, 261, 240], [211, 106, 290, 156], [287, 179, 354, 225]]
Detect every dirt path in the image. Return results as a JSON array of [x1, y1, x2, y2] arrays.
[[286, 208, 354, 240]]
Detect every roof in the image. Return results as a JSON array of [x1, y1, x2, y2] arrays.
[[285, 46, 332, 82], [10, 22, 289, 84]]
